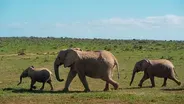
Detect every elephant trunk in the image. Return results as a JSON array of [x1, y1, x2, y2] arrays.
[[17, 75, 23, 86], [54, 63, 64, 82], [130, 70, 136, 86]]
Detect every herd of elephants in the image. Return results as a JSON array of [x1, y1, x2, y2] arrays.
[[17, 48, 181, 92]]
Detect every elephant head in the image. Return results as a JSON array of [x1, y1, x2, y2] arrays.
[[54, 48, 81, 82], [17, 66, 34, 85], [130, 59, 150, 86]]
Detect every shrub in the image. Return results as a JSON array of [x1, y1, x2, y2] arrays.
[[18, 49, 26, 55]]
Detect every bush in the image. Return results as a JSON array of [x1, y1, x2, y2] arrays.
[[18, 49, 26, 55]]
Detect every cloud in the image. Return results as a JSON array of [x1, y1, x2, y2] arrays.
[[53, 15, 184, 35], [1, 15, 184, 39], [7, 22, 28, 29], [3, 15, 184, 30], [86, 15, 184, 29], [51, 15, 184, 39]]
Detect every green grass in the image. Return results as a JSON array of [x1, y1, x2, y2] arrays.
[[0, 37, 184, 104]]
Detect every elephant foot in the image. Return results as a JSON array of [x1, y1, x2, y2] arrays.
[[29, 88, 33, 91], [113, 83, 119, 90], [40, 88, 44, 91], [178, 82, 181, 86], [138, 84, 142, 87], [32, 86, 36, 89], [150, 85, 155, 88], [161, 84, 166, 87], [62, 88, 69, 92], [84, 89, 90, 92], [103, 88, 109, 91]]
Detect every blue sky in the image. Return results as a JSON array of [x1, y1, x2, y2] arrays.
[[0, 0, 184, 40]]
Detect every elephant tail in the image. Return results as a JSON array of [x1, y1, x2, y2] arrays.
[[114, 58, 120, 79], [173, 68, 179, 77]]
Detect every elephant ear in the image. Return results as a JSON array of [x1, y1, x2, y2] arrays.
[[64, 50, 80, 68], [141, 59, 150, 71]]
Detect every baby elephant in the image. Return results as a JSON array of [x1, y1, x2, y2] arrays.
[[17, 66, 53, 91], [130, 59, 181, 87]]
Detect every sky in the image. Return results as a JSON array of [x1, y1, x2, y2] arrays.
[[0, 0, 184, 40]]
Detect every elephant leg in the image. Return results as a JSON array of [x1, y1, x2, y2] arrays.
[[63, 70, 77, 92], [162, 78, 167, 87], [104, 77, 119, 90], [40, 82, 45, 90], [30, 80, 36, 91], [103, 71, 113, 91], [138, 73, 149, 87], [103, 82, 109, 91], [168, 76, 181, 86], [149, 76, 155, 87], [47, 80, 53, 91], [32, 86, 36, 89], [78, 73, 90, 92]]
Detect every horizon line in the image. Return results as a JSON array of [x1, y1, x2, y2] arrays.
[[0, 36, 183, 41]]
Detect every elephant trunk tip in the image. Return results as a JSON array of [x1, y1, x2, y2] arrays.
[[129, 82, 132, 86], [17, 76, 23, 86], [54, 64, 65, 82], [17, 82, 21, 86], [129, 71, 136, 86]]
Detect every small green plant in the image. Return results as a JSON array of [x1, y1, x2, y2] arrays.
[[43, 55, 49, 62], [104, 45, 112, 51], [17, 48, 26, 55]]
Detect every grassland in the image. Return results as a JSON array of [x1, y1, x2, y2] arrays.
[[0, 37, 184, 104]]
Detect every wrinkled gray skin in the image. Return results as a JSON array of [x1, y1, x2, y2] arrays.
[[130, 59, 181, 87], [54, 48, 119, 92], [17, 66, 53, 91]]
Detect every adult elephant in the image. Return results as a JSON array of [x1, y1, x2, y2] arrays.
[[130, 59, 181, 87], [54, 48, 120, 92]]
